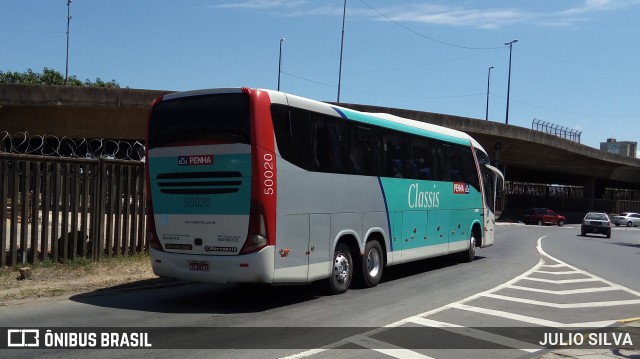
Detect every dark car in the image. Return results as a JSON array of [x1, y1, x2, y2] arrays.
[[523, 208, 566, 226], [580, 212, 611, 238]]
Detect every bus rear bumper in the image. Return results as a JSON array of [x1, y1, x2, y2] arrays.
[[150, 246, 275, 284]]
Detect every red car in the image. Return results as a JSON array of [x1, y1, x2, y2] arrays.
[[523, 208, 566, 226]]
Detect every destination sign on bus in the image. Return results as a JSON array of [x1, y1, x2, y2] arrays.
[[453, 182, 470, 194], [178, 155, 214, 166]]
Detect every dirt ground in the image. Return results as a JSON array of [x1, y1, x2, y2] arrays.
[[0, 253, 169, 306]]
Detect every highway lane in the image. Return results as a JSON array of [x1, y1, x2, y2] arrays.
[[6, 225, 638, 358]]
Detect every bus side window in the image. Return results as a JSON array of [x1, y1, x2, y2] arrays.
[[434, 143, 452, 182], [271, 105, 313, 171], [311, 113, 346, 174], [448, 146, 463, 181], [459, 146, 480, 191], [383, 131, 410, 178], [411, 137, 435, 180], [346, 123, 383, 176]]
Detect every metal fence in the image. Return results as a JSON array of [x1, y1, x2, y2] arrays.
[[1, 153, 146, 267], [532, 118, 582, 143], [498, 181, 640, 223]]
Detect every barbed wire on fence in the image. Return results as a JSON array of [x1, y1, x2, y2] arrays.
[[0, 131, 145, 161]]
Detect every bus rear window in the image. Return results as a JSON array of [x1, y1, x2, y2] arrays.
[[148, 93, 250, 149]]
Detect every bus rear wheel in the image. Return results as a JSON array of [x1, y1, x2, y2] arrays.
[[329, 243, 353, 294], [362, 240, 383, 288]]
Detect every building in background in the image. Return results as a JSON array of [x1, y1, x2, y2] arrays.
[[601, 138, 637, 158]]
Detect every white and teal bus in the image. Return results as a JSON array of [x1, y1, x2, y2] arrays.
[[145, 88, 503, 294]]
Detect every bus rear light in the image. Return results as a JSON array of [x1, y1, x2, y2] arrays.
[[144, 115, 163, 253], [147, 228, 163, 252], [146, 199, 163, 252], [240, 200, 269, 255]]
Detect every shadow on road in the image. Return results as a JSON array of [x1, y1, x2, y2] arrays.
[[576, 234, 609, 239], [69, 254, 478, 314], [609, 242, 640, 251]]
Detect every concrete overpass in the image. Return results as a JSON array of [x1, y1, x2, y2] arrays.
[[2, 84, 640, 197]]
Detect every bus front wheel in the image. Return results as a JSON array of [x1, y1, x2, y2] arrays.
[[459, 234, 476, 263], [362, 240, 383, 288], [329, 243, 353, 294]]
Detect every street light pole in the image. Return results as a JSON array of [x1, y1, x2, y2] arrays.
[[504, 39, 518, 125], [486, 66, 494, 121], [65, 0, 72, 85], [337, 0, 347, 103], [278, 37, 285, 91]]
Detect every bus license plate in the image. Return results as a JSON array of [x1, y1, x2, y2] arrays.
[[189, 261, 209, 272]]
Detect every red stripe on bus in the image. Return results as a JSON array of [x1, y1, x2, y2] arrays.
[[244, 88, 278, 247]]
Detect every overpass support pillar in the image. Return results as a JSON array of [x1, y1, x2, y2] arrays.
[[583, 177, 605, 199]]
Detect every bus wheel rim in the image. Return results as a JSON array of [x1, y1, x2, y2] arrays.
[[334, 254, 350, 283], [470, 236, 476, 257], [367, 249, 380, 278]]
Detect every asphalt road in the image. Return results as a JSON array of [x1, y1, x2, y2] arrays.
[[2, 224, 638, 358]]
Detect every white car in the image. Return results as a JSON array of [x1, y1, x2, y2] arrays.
[[612, 212, 640, 227], [581, 212, 611, 238]]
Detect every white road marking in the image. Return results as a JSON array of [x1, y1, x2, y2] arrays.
[[506, 284, 620, 295], [540, 264, 564, 268], [521, 277, 599, 284], [452, 303, 616, 328], [536, 237, 640, 297], [351, 336, 435, 359], [535, 270, 581, 275], [407, 317, 539, 353], [279, 349, 327, 359], [482, 292, 640, 308]]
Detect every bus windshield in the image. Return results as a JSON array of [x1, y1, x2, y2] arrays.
[[148, 93, 250, 149]]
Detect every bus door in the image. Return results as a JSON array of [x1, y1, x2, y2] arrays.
[[274, 214, 309, 282], [308, 214, 331, 281], [274, 213, 342, 282], [481, 164, 504, 247]]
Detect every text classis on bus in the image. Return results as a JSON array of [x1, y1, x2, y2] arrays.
[[408, 182, 440, 209]]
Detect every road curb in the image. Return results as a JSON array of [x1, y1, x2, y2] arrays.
[[618, 317, 640, 325]]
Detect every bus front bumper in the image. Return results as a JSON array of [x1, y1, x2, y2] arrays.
[[150, 246, 275, 284]]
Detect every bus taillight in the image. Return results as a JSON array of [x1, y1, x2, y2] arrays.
[[240, 200, 268, 254], [146, 95, 164, 252], [146, 199, 163, 252]]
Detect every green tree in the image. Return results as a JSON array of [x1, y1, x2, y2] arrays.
[[0, 68, 121, 88]]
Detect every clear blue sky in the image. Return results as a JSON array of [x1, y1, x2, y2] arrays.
[[2, 0, 639, 153]]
